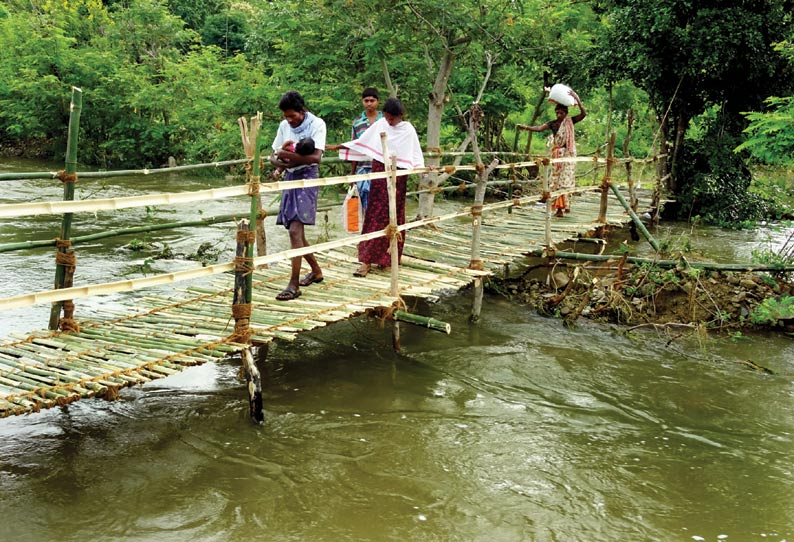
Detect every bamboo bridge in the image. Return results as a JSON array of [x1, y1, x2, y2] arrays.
[[0, 90, 663, 421]]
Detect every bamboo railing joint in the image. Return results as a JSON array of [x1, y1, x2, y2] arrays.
[[57, 171, 77, 184]]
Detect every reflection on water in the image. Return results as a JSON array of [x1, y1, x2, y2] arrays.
[[1, 295, 793, 542], [2, 160, 794, 541]]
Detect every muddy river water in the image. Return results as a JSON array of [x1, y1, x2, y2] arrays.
[[1, 158, 793, 541]]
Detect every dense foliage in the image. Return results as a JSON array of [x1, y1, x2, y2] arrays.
[[0, 0, 791, 224]]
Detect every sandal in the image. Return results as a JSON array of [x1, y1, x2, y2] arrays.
[[275, 287, 301, 301], [353, 264, 371, 277], [299, 272, 324, 287]]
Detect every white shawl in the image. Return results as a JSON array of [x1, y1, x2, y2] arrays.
[[339, 117, 425, 169]]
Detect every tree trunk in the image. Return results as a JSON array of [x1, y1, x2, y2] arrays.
[[417, 48, 456, 219]]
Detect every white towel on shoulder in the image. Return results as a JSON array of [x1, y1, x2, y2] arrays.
[[339, 117, 424, 170]]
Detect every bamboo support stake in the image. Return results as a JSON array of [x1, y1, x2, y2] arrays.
[[609, 182, 660, 252], [597, 131, 617, 224], [466, 103, 498, 322], [240, 112, 267, 264], [232, 220, 263, 423], [542, 157, 553, 252], [49, 87, 82, 331], [623, 108, 637, 210], [379, 132, 402, 351]]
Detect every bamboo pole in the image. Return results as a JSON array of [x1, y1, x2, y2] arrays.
[[597, 131, 617, 224], [609, 182, 660, 252], [0, 213, 244, 254], [0, 159, 250, 182], [240, 113, 267, 263], [393, 311, 451, 334], [231, 220, 263, 422], [623, 108, 637, 210], [542, 157, 553, 251], [466, 103, 498, 323], [247, 114, 264, 284], [526, 248, 794, 272], [1, 158, 614, 219], [379, 132, 402, 352], [49, 87, 82, 330]]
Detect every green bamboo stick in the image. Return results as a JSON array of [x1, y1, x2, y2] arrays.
[[49, 87, 82, 330], [609, 182, 660, 251], [0, 213, 244, 254], [526, 248, 794, 271], [0, 159, 250, 182], [393, 310, 451, 334]]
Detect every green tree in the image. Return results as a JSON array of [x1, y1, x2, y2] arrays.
[[592, 0, 793, 224]]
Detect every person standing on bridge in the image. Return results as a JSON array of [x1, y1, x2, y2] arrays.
[[337, 97, 424, 278], [518, 89, 586, 217], [347, 87, 383, 214], [270, 90, 326, 301]]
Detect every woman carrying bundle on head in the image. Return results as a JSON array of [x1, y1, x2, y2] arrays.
[[337, 97, 424, 277], [518, 88, 586, 217]]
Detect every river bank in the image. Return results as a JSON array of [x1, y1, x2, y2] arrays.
[[496, 224, 794, 338]]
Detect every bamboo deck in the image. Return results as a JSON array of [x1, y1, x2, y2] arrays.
[[0, 189, 650, 418]]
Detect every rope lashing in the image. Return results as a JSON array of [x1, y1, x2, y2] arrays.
[[470, 204, 483, 217], [55, 250, 76, 271], [427, 147, 443, 155], [234, 256, 254, 275], [600, 176, 613, 188], [57, 170, 77, 184], [257, 207, 268, 220], [541, 157, 551, 166], [457, 183, 468, 193], [540, 191, 551, 202], [59, 300, 80, 333], [443, 165, 456, 174], [384, 224, 403, 243], [231, 303, 252, 344], [55, 238, 72, 249], [59, 317, 80, 333], [236, 230, 256, 244], [418, 184, 445, 194], [512, 198, 522, 207], [247, 181, 260, 196], [468, 259, 485, 271]]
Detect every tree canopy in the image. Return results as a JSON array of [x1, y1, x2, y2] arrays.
[[0, 0, 791, 223]]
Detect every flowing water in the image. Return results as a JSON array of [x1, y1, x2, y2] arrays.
[[1, 159, 793, 541]]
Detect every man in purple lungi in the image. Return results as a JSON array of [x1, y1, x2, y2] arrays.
[[270, 90, 326, 300]]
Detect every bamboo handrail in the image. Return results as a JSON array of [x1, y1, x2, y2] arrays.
[[0, 159, 251, 182], [0, 157, 631, 219]]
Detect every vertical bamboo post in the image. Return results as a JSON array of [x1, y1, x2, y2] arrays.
[[379, 133, 401, 351], [387, 154, 399, 297], [48, 87, 82, 330], [239, 113, 267, 266], [247, 118, 263, 296], [623, 108, 637, 210], [232, 220, 263, 423], [597, 131, 617, 224], [466, 103, 497, 323], [652, 152, 667, 227], [542, 157, 553, 252]]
